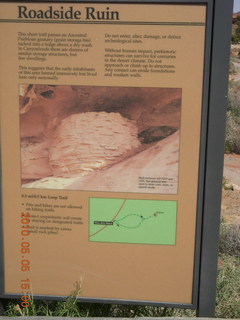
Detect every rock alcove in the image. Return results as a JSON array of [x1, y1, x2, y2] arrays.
[[20, 85, 181, 193]]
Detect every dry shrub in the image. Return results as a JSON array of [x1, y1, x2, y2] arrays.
[[219, 221, 240, 257], [225, 111, 240, 154]]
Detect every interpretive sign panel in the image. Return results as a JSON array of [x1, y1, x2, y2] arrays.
[[0, 0, 232, 315]]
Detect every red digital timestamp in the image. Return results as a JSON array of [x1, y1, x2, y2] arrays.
[[20, 212, 31, 308]]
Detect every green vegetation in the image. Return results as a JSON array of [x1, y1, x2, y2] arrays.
[[225, 79, 240, 154], [227, 15, 240, 154], [232, 16, 240, 44], [216, 221, 240, 318], [216, 255, 240, 318], [2, 294, 196, 318]]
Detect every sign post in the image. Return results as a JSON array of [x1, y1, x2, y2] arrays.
[[0, 0, 233, 316], [197, 0, 233, 316]]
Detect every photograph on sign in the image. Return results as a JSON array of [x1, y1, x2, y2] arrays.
[[0, 1, 206, 305], [20, 85, 181, 194]]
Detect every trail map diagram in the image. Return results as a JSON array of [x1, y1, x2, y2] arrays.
[[89, 198, 177, 245]]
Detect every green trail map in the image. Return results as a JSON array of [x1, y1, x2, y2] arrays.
[[89, 198, 177, 245]]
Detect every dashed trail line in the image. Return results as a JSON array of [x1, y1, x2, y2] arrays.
[[113, 212, 161, 229], [90, 198, 164, 238]]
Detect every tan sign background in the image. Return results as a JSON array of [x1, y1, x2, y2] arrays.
[[0, 2, 206, 304]]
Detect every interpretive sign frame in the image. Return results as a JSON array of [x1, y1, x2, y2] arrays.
[[0, 0, 233, 317]]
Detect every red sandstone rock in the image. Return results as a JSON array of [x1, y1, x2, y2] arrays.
[[70, 131, 180, 194], [23, 131, 179, 194], [20, 85, 181, 188]]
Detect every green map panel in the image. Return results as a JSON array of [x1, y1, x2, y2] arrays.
[[89, 198, 177, 245]]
